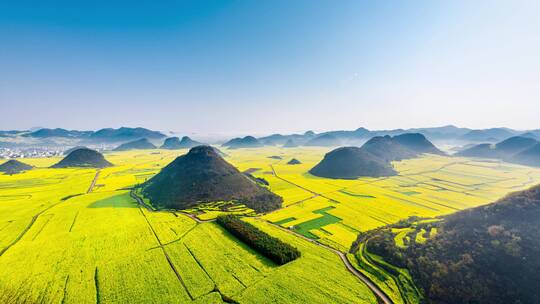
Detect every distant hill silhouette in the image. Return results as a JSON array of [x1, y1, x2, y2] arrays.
[[361, 136, 418, 162], [141, 146, 282, 212], [287, 158, 301, 165], [310, 133, 442, 179], [392, 133, 445, 155], [310, 146, 396, 179], [89, 127, 165, 143], [113, 138, 156, 151], [459, 128, 516, 142], [457, 136, 540, 166], [161, 136, 202, 149], [513, 143, 540, 167], [0, 159, 33, 174], [51, 148, 112, 168], [282, 139, 298, 148], [222, 136, 263, 149], [355, 184, 540, 304], [304, 134, 342, 147], [25, 128, 92, 138], [64, 146, 88, 155]]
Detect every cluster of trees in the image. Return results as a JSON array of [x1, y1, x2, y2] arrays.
[[216, 215, 301, 265]]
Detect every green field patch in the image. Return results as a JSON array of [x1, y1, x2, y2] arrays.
[[338, 189, 375, 198], [398, 191, 421, 196], [292, 206, 342, 239], [87, 193, 137, 208], [273, 217, 296, 226]]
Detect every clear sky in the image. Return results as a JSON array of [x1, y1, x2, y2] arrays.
[[1, 0, 539, 135]]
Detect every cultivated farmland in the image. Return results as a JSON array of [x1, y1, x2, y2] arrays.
[[1, 147, 540, 303]]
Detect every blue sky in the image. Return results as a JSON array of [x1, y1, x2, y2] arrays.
[[1, 0, 539, 135]]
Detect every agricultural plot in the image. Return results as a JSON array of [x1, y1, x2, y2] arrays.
[[0, 149, 376, 303], [225, 149, 540, 251], [2, 147, 540, 303]]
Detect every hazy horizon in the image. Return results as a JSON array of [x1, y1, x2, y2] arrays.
[[2, 1, 539, 133]]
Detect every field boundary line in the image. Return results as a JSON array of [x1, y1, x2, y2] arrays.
[[136, 206, 194, 300], [264, 220, 393, 304], [0, 200, 63, 257], [87, 170, 100, 193]]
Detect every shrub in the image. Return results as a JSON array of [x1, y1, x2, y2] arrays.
[[216, 215, 300, 265]]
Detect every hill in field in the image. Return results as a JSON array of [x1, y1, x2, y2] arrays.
[[0, 159, 33, 174], [222, 136, 263, 149], [457, 136, 540, 166], [355, 184, 540, 304], [360, 136, 418, 162], [287, 158, 301, 165], [51, 148, 113, 168], [310, 133, 441, 179], [392, 133, 445, 155], [141, 145, 282, 212], [161, 136, 202, 149], [113, 138, 156, 151], [310, 147, 396, 179]]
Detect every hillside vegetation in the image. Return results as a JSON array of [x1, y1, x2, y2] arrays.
[[142, 146, 282, 212], [51, 148, 112, 168], [0, 160, 33, 174], [310, 133, 442, 179], [217, 215, 300, 265], [352, 184, 540, 304]]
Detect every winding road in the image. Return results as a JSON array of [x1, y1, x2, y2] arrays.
[[129, 190, 393, 304]]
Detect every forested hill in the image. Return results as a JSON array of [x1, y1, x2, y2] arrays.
[[353, 184, 540, 304]]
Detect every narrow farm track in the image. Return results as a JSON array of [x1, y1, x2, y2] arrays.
[[136, 206, 194, 300], [269, 165, 342, 204], [268, 165, 393, 304], [264, 220, 393, 304], [87, 170, 100, 193], [0, 200, 63, 257], [129, 190, 154, 211]]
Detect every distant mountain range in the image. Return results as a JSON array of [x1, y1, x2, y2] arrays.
[[1, 126, 539, 149], [258, 126, 538, 147], [2, 127, 165, 143], [457, 136, 540, 167]]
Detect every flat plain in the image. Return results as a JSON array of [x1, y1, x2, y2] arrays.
[[1, 147, 539, 303]]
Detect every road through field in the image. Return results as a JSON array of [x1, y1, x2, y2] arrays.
[[264, 220, 393, 304], [87, 170, 100, 193], [130, 190, 393, 304]]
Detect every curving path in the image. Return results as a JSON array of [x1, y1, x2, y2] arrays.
[[130, 190, 393, 304]]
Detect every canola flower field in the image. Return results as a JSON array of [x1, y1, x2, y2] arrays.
[[1, 147, 539, 303]]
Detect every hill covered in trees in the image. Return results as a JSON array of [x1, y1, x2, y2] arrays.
[[457, 136, 540, 166], [310, 133, 441, 179], [141, 145, 282, 212], [160, 136, 202, 149], [51, 148, 113, 168], [222, 136, 263, 149], [0, 160, 33, 174], [352, 184, 540, 304]]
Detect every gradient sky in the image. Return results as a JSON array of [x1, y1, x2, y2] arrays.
[[1, 0, 539, 135]]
